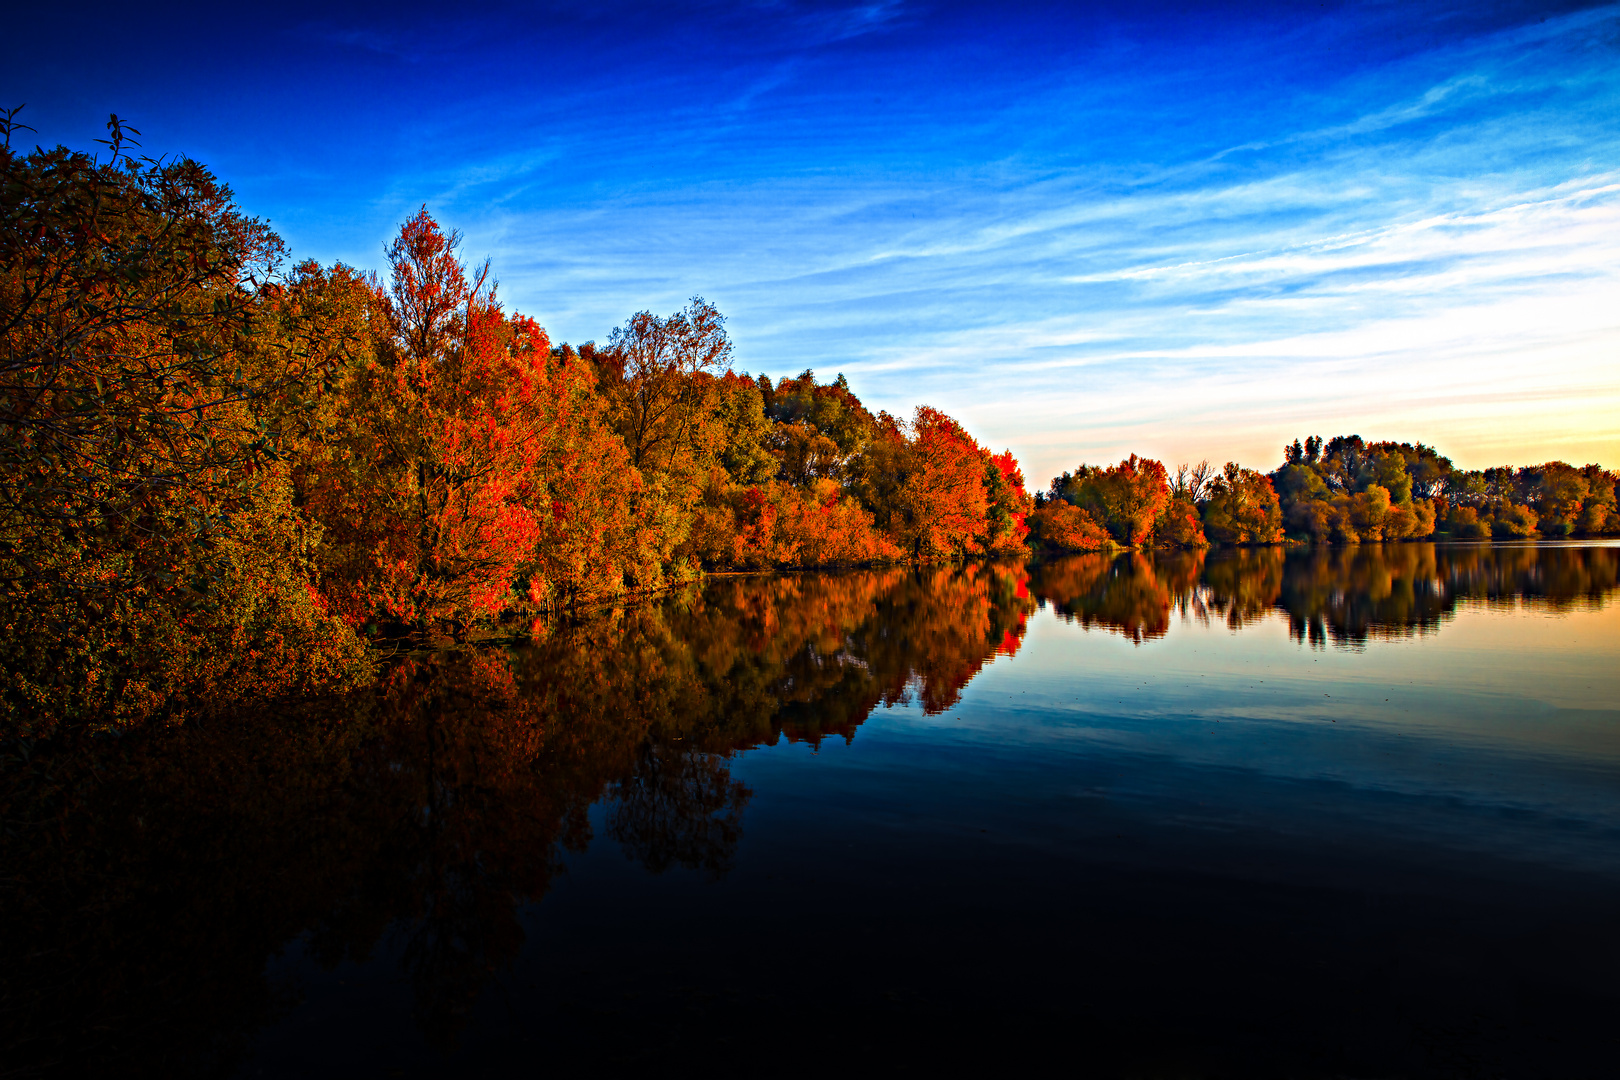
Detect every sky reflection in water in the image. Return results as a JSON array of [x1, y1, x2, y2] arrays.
[[5, 543, 1618, 1077]]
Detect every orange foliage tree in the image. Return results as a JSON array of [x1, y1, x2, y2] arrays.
[[1051, 455, 1171, 545], [302, 209, 614, 635], [1201, 463, 1284, 544], [0, 117, 367, 734], [1026, 501, 1112, 551], [900, 406, 993, 557], [985, 449, 1033, 553]]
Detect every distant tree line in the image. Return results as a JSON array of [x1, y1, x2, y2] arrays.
[[1029, 436, 1618, 553], [1271, 436, 1617, 542]]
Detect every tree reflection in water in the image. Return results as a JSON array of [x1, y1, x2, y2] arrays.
[[0, 563, 1034, 1074], [1030, 541, 1617, 646], [2, 545, 1615, 1073], [606, 743, 749, 878]]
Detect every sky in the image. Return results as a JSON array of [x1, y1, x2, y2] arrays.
[[5, 0, 1618, 483]]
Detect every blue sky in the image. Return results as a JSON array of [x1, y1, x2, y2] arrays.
[[6, 1, 1617, 483]]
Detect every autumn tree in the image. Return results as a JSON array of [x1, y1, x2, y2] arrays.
[[1524, 462, 1589, 536], [1026, 501, 1111, 551], [1051, 455, 1171, 546], [1154, 461, 1212, 547], [1576, 465, 1619, 534], [770, 422, 842, 487], [0, 113, 366, 733], [764, 369, 877, 476], [1272, 434, 1443, 543], [713, 372, 775, 485], [1202, 463, 1284, 544], [594, 297, 732, 479], [896, 406, 992, 557], [983, 449, 1033, 553], [846, 410, 911, 534], [1155, 496, 1207, 547], [301, 208, 638, 635], [511, 343, 650, 610], [1169, 460, 1214, 503]]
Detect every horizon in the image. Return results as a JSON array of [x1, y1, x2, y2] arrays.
[[6, 0, 1616, 483]]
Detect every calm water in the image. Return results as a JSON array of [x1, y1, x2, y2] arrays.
[[4, 543, 1618, 1077]]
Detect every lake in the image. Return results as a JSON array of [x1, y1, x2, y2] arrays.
[[4, 542, 1617, 1077]]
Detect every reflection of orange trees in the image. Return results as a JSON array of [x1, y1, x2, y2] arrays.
[[1, 647, 743, 1068], [1202, 547, 1285, 629], [1026, 544, 1620, 649], [606, 742, 750, 879], [524, 561, 1038, 744], [1156, 549, 1209, 621], [1525, 546, 1620, 605], [391, 561, 1041, 759], [1437, 543, 1619, 612], [1, 563, 1040, 1071], [356, 654, 570, 1045], [1030, 553, 1179, 644], [1279, 544, 1448, 646], [867, 563, 1036, 714]]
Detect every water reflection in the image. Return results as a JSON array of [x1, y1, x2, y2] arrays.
[[1030, 541, 1618, 646], [606, 743, 749, 878], [0, 564, 1034, 1074], [2, 544, 1617, 1075]]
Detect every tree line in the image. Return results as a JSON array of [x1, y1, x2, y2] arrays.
[[0, 117, 1029, 735], [1029, 437, 1618, 553]]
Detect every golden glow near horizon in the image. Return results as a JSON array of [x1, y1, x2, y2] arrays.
[[892, 172, 1620, 482]]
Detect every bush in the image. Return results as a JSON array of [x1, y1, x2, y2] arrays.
[[1027, 502, 1112, 551]]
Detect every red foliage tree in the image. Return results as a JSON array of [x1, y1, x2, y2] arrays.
[[985, 449, 1033, 552], [307, 209, 563, 634], [901, 406, 992, 557]]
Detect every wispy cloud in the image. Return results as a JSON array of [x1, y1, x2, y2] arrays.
[[236, 1, 1620, 478]]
